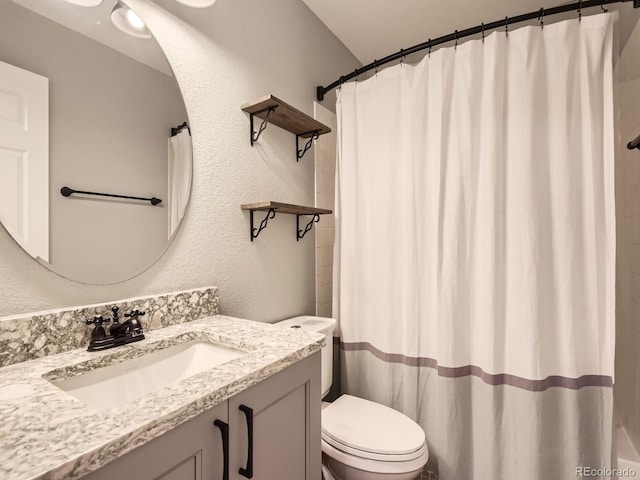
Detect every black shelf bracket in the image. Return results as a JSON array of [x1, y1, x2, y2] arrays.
[[250, 208, 276, 241], [628, 134, 640, 150], [250, 107, 276, 146], [297, 214, 321, 241], [296, 131, 320, 161]]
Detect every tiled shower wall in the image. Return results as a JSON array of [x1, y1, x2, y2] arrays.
[[615, 15, 640, 453], [314, 103, 344, 406], [314, 103, 337, 319]]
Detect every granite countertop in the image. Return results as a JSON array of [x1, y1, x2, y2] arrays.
[[0, 315, 324, 480]]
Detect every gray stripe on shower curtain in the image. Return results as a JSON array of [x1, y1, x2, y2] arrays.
[[341, 348, 614, 480], [341, 341, 613, 391]]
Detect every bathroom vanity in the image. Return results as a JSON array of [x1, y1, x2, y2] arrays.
[[84, 355, 318, 480], [0, 316, 323, 480]]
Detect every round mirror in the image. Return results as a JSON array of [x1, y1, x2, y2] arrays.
[[0, 0, 192, 284]]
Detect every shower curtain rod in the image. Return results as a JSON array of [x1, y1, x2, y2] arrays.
[[316, 0, 639, 101]]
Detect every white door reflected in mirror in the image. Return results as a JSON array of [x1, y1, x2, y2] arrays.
[[0, 60, 49, 262]]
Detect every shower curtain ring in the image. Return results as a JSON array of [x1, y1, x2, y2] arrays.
[[374, 60, 378, 77], [428, 39, 432, 57], [400, 49, 404, 66], [481, 23, 485, 43], [601, 0, 608, 12], [454, 30, 458, 49], [354, 68, 358, 83], [578, 0, 582, 21], [505, 16, 509, 36], [539, 8, 544, 29]]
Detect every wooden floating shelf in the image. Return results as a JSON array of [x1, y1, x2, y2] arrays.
[[242, 95, 331, 161], [241, 201, 332, 215], [241, 202, 332, 242], [241, 95, 331, 138]]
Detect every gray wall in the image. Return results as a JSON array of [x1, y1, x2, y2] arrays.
[[0, 0, 359, 319], [0, 2, 188, 284], [614, 8, 640, 454]]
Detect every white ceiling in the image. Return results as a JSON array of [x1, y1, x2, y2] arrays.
[[301, 0, 640, 65], [4, 0, 172, 75], [5, 0, 638, 77]]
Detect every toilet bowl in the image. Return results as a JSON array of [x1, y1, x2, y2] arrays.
[[322, 394, 428, 480], [276, 316, 429, 480]]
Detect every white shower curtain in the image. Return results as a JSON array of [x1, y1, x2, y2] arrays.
[[168, 129, 192, 238], [335, 13, 615, 480]]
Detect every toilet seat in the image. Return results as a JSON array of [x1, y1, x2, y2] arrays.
[[322, 438, 429, 476], [322, 433, 427, 462], [321, 395, 428, 468]]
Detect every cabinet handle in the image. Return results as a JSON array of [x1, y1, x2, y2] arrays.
[[238, 405, 254, 478], [213, 420, 229, 480]]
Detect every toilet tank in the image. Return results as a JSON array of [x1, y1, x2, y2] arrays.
[[275, 316, 336, 398]]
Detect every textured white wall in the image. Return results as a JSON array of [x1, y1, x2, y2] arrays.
[[0, 0, 359, 320]]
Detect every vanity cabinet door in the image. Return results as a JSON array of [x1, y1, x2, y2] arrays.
[[83, 401, 228, 480], [228, 352, 321, 480]]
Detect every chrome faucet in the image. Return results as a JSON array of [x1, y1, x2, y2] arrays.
[[86, 306, 146, 352]]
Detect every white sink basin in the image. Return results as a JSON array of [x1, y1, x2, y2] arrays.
[[51, 341, 245, 410]]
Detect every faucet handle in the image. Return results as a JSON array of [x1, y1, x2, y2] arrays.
[[86, 315, 110, 326], [86, 316, 110, 342], [111, 306, 120, 322], [125, 310, 145, 336]]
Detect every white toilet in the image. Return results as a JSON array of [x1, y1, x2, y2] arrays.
[[277, 316, 429, 480]]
